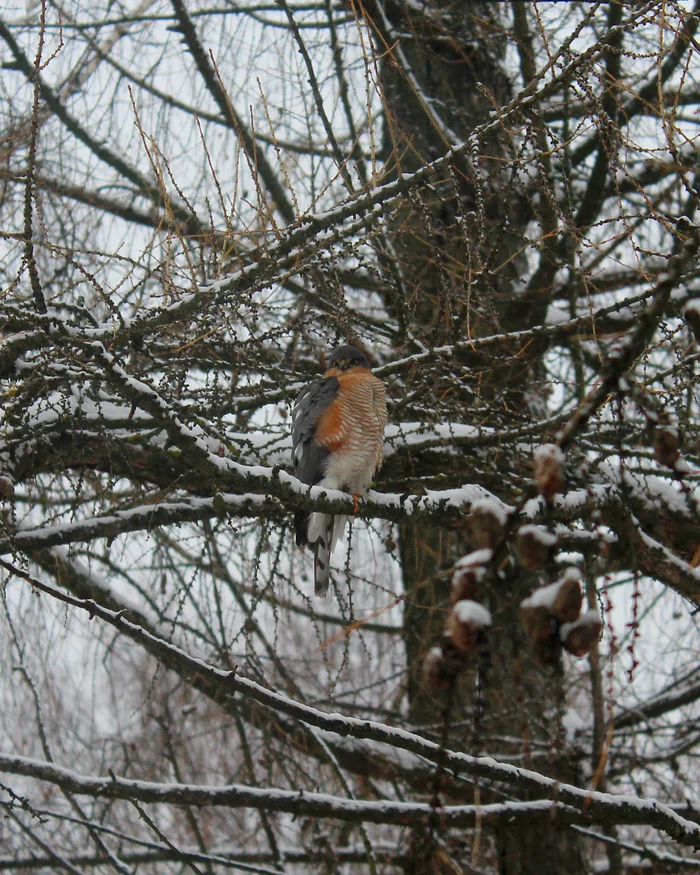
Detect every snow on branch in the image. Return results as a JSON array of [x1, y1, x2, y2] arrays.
[[1, 753, 699, 846], [0, 753, 585, 828], [557, 224, 700, 452], [630, 514, 700, 607], [7, 553, 700, 849], [0, 484, 504, 555], [0, 15, 649, 352]]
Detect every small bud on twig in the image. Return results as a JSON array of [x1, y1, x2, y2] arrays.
[[561, 611, 603, 657], [467, 499, 508, 549], [683, 299, 700, 342], [521, 568, 582, 625], [515, 525, 557, 571], [451, 549, 491, 605], [422, 634, 469, 688], [552, 568, 583, 624], [447, 600, 492, 653], [653, 427, 680, 468], [534, 444, 565, 498], [423, 646, 455, 689]]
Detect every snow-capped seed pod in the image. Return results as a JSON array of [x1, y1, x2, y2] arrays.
[[467, 499, 508, 549], [447, 600, 492, 653], [515, 525, 557, 571], [423, 647, 456, 689], [534, 444, 565, 499], [653, 427, 680, 468], [454, 548, 493, 571], [676, 216, 700, 251], [451, 549, 492, 605], [520, 568, 582, 626], [520, 603, 555, 643], [439, 632, 470, 671], [423, 635, 469, 687], [0, 475, 14, 499], [560, 610, 603, 657], [451, 565, 484, 605], [683, 299, 700, 342], [552, 568, 583, 624]]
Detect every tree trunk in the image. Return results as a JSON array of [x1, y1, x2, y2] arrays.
[[369, 2, 589, 870]]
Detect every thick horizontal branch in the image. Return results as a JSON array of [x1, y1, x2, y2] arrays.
[[5, 559, 700, 849], [0, 842, 405, 873], [0, 483, 498, 555], [22, 551, 432, 789], [0, 755, 587, 828], [0, 792, 404, 868], [575, 825, 700, 871], [2, 752, 700, 846], [630, 516, 700, 608], [0, 495, 283, 554], [5, 464, 698, 606], [370, 286, 658, 380], [615, 667, 700, 730]]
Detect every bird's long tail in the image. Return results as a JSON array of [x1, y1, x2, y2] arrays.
[[313, 515, 334, 597], [310, 513, 348, 597]]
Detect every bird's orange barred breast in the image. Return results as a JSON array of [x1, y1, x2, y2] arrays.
[[315, 367, 386, 467]]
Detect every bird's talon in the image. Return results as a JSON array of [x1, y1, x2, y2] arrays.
[[352, 494, 361, 513]]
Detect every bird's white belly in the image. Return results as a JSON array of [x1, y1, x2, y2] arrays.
[[322, 443, 375, 494], [308, 447, 372, 552]]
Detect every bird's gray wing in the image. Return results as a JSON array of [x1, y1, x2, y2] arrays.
[[291, 375, 339, 547]]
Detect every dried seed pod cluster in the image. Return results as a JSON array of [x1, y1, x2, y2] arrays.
[[515, 524, 557, 571], [652, 426, 680, 468], [467, 499, 509, 549], [0, 474, 14, 499], [534, 444, 565, 499], [683, 299, 700, 342], [451, 548, 492, 604], [447, 600, 493, 653], [520, 568, 602, 662], [560, 612, 604, 657], [423, 643, 461, 690], [423, 551, 492, 689]]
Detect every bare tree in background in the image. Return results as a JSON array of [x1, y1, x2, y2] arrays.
[[2, 1, 700, 872]]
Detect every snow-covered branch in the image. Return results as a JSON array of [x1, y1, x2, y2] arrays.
[[2, 753, 700, 847]]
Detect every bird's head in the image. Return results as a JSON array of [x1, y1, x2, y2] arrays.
[[325, 345, 370, 376]]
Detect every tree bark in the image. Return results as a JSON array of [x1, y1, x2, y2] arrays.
[[370, 2, 589, 870]]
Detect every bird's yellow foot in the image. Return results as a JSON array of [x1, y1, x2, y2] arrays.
[[351, 493, 361, 513]]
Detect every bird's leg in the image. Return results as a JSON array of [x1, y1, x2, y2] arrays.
[[351, 493, 361, 513]]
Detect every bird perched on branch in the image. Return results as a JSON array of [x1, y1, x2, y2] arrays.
[[292, 345, 387, 597]]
